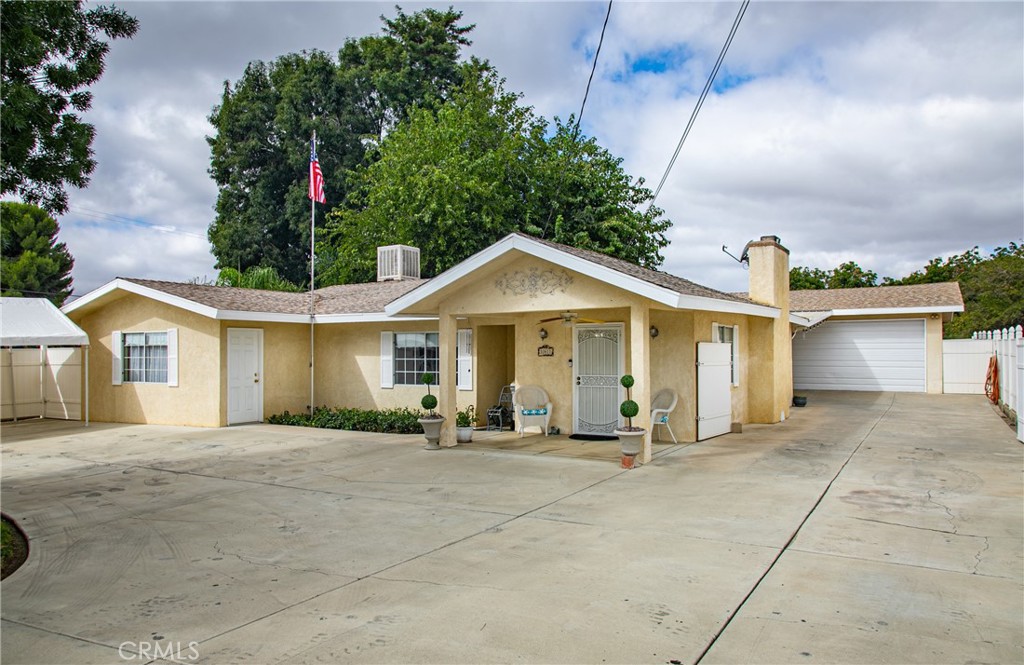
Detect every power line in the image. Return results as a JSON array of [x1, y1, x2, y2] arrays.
[[649, 0, 750, 205], [67, 206, 208, 240], [541, 0, 614, 239], [576, 0, 614, 132]]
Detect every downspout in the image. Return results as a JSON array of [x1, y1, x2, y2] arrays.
[[84, 346, 90, 427]]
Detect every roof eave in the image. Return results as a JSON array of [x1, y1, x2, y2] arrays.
[[829, 305, 964, 316], [316, 313, 438, 324], [678, 293, 780, 318]]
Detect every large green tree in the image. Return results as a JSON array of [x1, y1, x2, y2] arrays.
[[0, 0, 138, 214], [886, 244, 1023, 338], [206, 7, 474, 286], [790, 261, 878, 290], [321, 69, 670, 283], [1, 202, 74, 305]]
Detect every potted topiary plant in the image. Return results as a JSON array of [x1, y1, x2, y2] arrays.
[[613, 374, 645, 469], [417, 372, 445, 450], [455, 405, 476, 443]]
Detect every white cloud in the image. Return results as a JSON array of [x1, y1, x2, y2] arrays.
[[52, 1, 1022, 298]]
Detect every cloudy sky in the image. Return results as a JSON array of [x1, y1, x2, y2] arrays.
[[55, 0, 1024, 297]]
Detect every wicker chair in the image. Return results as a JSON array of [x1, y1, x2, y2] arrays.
[[512, 385, 553, 437], [651, 388, 678, 443]]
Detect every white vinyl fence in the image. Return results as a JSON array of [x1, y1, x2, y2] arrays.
[[1, 346, 83, 421], [945, 325, 1022, 442]]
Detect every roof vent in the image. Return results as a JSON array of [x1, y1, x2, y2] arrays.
[[377, 245, 420, 282]]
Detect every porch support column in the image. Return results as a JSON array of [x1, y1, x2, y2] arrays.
[[438, 307, 457, 447], [629, 302, 653, 464]]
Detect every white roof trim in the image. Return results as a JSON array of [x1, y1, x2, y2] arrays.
[[826, 305, 963, 317], [386, 233, 780, 319], [790, 311, 834, 329], [63, 278, 219, 319], [217, 311, 309, 323], [316, 314, 438, 324], [64, 279, 440, 324]]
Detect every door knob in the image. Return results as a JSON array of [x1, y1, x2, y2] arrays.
[[254, 374, 260, 384]]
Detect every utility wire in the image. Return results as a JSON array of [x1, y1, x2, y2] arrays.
[[576, 0, 614, 132], [541, 0, 614, 239], [67, 205, 207, 240], [649, 0, 750, 205]]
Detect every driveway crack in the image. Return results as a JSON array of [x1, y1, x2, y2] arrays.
[[212, 541, 336, 578], [925, 489, 958, 534]]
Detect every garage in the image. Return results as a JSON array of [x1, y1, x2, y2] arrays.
[[793, 319, 926, 392]]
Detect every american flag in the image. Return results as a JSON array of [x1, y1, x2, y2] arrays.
[[308, 139, 326, 204]]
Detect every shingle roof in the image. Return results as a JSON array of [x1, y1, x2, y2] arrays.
[[122, 278, 427, 316], [518, 233, 758, 306], [789, 282, 964, 312], [313, 280, 428, 314]]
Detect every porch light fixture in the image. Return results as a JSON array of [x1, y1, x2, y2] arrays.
[[539, 328, 548, 340], [649, 325, 659, 338]]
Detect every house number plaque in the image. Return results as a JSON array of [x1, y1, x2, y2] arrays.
[[537, 344, 555, 357]]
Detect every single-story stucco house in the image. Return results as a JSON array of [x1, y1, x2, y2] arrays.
[[62, 233, 962, 461]]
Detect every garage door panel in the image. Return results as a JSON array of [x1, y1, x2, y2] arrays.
[[793, 319, 926, 392]]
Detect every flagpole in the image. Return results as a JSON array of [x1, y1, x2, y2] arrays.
[[309, 130, 316, 416]]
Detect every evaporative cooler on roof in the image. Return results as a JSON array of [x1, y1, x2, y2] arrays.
[[377, 245, 421, 282]]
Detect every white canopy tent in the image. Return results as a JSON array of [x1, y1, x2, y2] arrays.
[[1, 297, 90, 424]]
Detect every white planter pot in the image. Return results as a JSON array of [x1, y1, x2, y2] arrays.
[[614, 428, 646, 460], [419, 417, 445, 450], [456, 426, 474, 443]]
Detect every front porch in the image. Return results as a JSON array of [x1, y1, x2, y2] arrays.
[[459, 428, 683, 464]]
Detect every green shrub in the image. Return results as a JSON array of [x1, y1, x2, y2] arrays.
[[267, 407, 426, 434], [620, 399, 639, 419]]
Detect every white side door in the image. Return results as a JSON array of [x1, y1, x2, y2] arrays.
[[227, 328, 263, 424], [573, 324, 624, 435], [697, 342, 732, 440]]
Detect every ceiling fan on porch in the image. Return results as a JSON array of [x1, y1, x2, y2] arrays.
[[537, 311, 605, 326]]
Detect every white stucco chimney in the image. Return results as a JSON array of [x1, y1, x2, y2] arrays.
[[377, 245, 421, 281]]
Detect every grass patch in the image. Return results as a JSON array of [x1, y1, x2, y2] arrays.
[[1, 515, 29, 580], [268, 406, 428, 434]]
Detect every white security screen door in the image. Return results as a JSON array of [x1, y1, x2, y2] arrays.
[[573, 324, 624, 435], [697, 342, 732, 440], [227, 328, 263, 424]]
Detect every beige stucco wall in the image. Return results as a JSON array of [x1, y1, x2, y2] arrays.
[[68, 293, 221, 427], [825, 313, 944, 394], [314, 320, 480, 416], [219, 321, 310, 423]]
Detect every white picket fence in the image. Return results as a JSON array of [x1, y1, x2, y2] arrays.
[[944, 325, 1022, 441]]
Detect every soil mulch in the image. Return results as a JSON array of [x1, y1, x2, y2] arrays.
[[1, 514, 29, 580]]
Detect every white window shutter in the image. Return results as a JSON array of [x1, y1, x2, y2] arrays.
[[111, 331, 123, 386], [380, 332, 394, 389], [732, 325, 740, 386], [457, 329, 472, 391], [167, 328, 179, 387]]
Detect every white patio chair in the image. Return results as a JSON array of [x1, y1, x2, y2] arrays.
[[512, 385, 553, 437], [651, 388, 678, 443]]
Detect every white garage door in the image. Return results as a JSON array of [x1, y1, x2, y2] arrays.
[[793, 319, 926, 392]]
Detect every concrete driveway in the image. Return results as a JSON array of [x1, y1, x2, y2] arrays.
[[1, 392, 1021, 664]]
